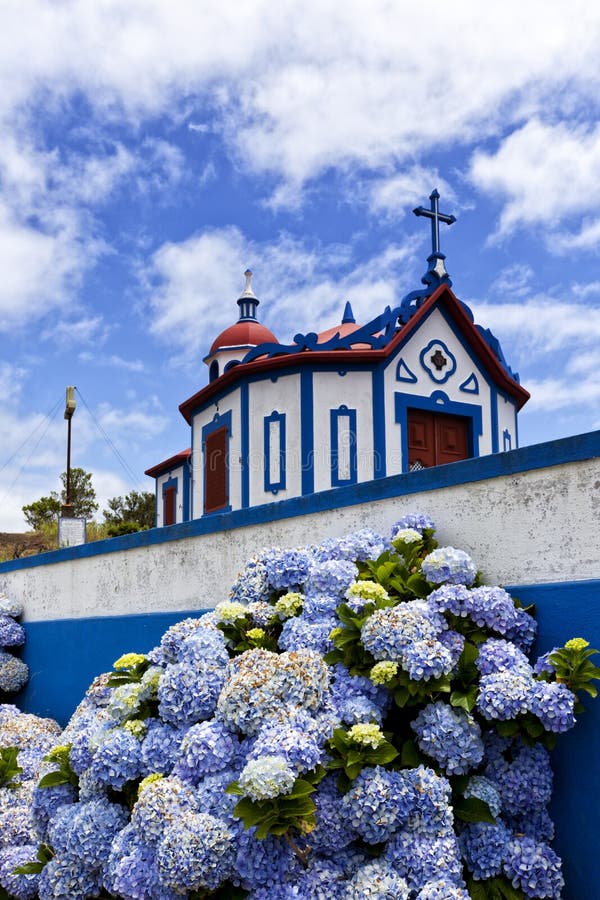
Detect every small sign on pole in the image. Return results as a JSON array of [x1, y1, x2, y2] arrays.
[[58, 516, 86, 548]]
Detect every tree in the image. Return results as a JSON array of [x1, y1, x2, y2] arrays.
[[103, 490, 155, 535], [22, 468, 99, 530]]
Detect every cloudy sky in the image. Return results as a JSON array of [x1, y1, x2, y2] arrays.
[[0, 1, 599, 530]]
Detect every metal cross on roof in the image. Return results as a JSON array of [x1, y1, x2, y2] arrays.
[[413, 189, 456, 257]]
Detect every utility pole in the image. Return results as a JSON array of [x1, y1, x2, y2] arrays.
[[62, 386, 76, 518], [58, 386, 86, 548]]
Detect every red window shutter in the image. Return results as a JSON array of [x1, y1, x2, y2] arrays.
[[163, 486, 176, 526], [205, 427, 228, 513]]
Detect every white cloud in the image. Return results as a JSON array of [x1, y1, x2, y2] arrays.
[[369, 168, 457, 218], [42, 316, 107, 347], [143, 226, 420, 361], [470, 119, 600, 240], [0, 2, 599, 198], [78, 352, 144, 372], [469, 295, 600, 355]]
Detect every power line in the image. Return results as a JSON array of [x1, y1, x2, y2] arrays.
[[0, 396, 63, 477], [0, 396, 64, 509], [74, 388, 145, 492]]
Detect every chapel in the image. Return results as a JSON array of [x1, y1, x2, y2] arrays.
[[145, 191, 529, 527]]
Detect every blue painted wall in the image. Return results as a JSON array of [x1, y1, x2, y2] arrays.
[[506, 579, 600, 897], [16, 609, 200, 725]]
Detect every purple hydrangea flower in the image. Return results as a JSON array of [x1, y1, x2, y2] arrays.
[[503, 836, 564, 899], [530, 681, 576, 733], [341, 766, 416, 843]]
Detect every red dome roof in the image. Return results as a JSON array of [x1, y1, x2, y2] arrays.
[[210, 320, 278, 355], [316, 320, 371, 349]]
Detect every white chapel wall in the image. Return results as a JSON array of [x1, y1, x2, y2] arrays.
[[383, 307, 496, 468]]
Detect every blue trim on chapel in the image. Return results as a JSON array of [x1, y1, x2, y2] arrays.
[[330, 405, 357, 486], [264, 411, 287, 494]]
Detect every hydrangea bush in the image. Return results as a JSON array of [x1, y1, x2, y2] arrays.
[[0, 594, 29, 697], [0, 517, 599, 899]]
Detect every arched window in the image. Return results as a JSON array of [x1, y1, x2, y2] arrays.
[[209, 360, 219, 382]]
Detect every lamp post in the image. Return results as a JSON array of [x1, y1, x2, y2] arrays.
[[62, 386, 76, 518]]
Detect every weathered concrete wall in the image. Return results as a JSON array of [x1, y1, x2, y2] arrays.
[[1, 431, 598, 622]]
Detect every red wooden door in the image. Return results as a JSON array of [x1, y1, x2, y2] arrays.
[[407, 409, 469, 470], [163, 486, 176, 525], [204, 426, 228, 512]]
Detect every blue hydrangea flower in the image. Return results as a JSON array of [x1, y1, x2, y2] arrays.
[[195, 769, 239, 821], [346, 859, 410, 899], [158, 617, 214, 663], [329, 664, 391, 726], [103, 823, 175, 900], [89, 727, 143, 789], [0, 596, 24, 617], [312, 529, 389, 564], [0, 614, 25, 646], [0, 805, 37, 848], [385, 827, 465, 891], [176, 627, 229, 667], [278, 616, 336, 654], [533, 649, 559, 677], [412, 701, 484, 775], [305, 559, 358, 598], [416, 880, 471, 900], [341, 766, 416, 843], [158, 660, 226, 726], [463, 776, 502, 817], [31, 779, 77, 840], [48, 798, 128, 869], [505, 607, 538, 652], [427, 584, 471, 616], [391, 513, 435, 535], [402, 638, 455, 680], [503, 836, 564, 899], [459, 821, 511, 879], [308, 774, 354, 852], [262, 547, 312, 590], [302, 593, 339, 621], [229, 558, 270, 605], [0, 652, 29, 693], [360, 601, 446, 663], [0, 844, 39, 900], [217, 648, 329, 735], [156, 810, 234, 892], [463, 586, 526, 639], [421, 547, 477, 586], [246, 720, 322, 774], [173, 720, 239, 784], [38, 853, 101, 899], [505, 807, 555, 843], [477, 671, 533, 720], [131, 776, 199, 845], [475, 638, 533, 676], [530, 681, 576, 733], [484, 741, 553, 816], [141, 720, 185, 775], [233, 827, 294, 890], [408, 766, 455, 833]]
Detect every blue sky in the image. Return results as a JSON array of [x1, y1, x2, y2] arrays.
[[1, 1, 599, 530]]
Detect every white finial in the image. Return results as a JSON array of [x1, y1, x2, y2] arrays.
[[242, 268, 256, 298]]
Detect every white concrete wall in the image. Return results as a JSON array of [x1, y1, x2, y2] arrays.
[[2, 453, 598, 623]]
